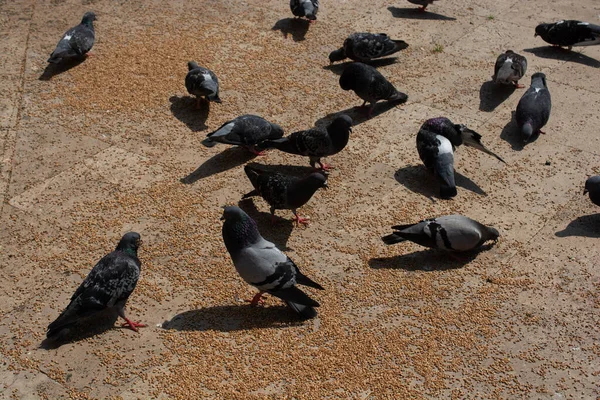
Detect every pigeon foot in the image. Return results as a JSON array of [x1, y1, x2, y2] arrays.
[[293, 214, 310, 226], [514, 82, 525, 89], [248, 146, 265, 156], [121, 318, 146, 332], [317, 162, 334, 171], [538, 130, 546, 135], [246, 292, 265, 306]]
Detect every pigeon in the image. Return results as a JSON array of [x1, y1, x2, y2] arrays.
[[515, 72, 551, 142], [407, 0, 438, 12], [329, 33, 409, 64], [493, 50, 527, 88], [535, 20, 600, 50], [290, 0, 319, 21], [46, 232, 145, 339], [221, 206, 324, 319], [257, 115, 352, 171], [243, 164, 328, 225], [339, 62, 408, 117], [584, 176, 600, 206], [47, 11, 96, 64], [382, 215, 499, 252], [185, 61, 221, 107], [202, 115, 284, 154], [416, 117, 506, 199]]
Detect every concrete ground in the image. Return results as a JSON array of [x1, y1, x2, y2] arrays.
[[1, 0, 599, 398]]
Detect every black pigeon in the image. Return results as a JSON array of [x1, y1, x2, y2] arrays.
[[493, 50, 527, 88], [221, 206, 324, 319], [48, 11, 96, 64], [46, 232, 145, 339], [407, 0, 439, 11], [417, 117, 506, 199], [339, 62, 408, 117], [515, 72, 551, 142], [535, 20, 600, 50], [257, 115, 352, 171], [382, 215, 499, 252], [584, 176, 600, 206], [290, 0, 319, 21], [202, 115, 284, 154], [243, 164, 328, 225], [329, 33, 409, 64], [185, 61, 221, 108]]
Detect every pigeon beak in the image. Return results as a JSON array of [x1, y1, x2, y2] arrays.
[[583, 189, 588, 195], [534, 33, 538, 37], [220, 215, 226, 221]]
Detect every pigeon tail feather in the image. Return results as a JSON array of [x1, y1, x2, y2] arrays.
[[381, 233, 407, 245]]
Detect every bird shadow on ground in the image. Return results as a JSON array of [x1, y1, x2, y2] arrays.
[[180, 147, 257, 184], [272, 18, 310, 42], [39, 58, 86, 81], [39, 310, 119, 349], [238, 198, 296, 251], [162, 304, 306, 332], [323, 58, 399, 75], [523, 47, 600, 68], [368, 245, 494, 271], [169, 95, 209, 132], [479, 80, 516, 112], [555, 213, 600, 238], [394, 165, 486, 199], [387, 6, 456, 21], [315, 100, 405, 128], [500, 112, 540, 151]]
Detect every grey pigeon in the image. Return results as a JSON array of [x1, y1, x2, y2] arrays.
[[48, 11, 96, 64], [339, 62, 408, 117], [535, 20, 600, 50], [515, 72, 551, 142], [221, 206, 324, 319], [257, 115, 352, 171], [493, 50, 527, 88], [584, 176, 600, 206], [382, 215, 499, 252], [417, 117, 506, 199], [290, 0, 319, 21], [329, 33, 409, 64], [407, 0, 439, 11], [185, 61, 221, 107], [243, 164, 328, 225], [202, 115, 284, 154], [46, 232, 145, 339]]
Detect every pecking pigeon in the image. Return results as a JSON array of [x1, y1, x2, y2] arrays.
[[290, 0, 319, 21], [202, 115, 284, 154], [257, 115, 352, 171], [584, 176, 600, 206], [493, 50, 527, 88], [407, 0, 439, 12], [329, 33, 409, 64], [46, 232, 145, 339], [382, 215, 499, 252], [185, 61, 221, 107], [47, 11, 96, 64], [221, 206, 324, 319], [339, 62, 408, 117], [515, 72, 551, 142], [243, 164, 328, 225], [417, 117, 506, 199], [535, 20, 600, 50]]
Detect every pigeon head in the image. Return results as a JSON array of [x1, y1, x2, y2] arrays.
[[534, 23, 550, 38], [584, 176, 600, 195], [207, 92, 222, 103], [187, 61, 200, 71], [304, 172, 329, 190], [485, 226, 500, 242], [328, 115, 353, 134], [221, 206, 261, 253], [116, 232, 142, 254], [82, 11, 96, 25], [531, 72, 547, 88], [270, 123, 284, 137], [329, 48, 346, 64]]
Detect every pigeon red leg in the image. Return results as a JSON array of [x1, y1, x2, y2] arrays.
[[418, 6, 427, 11], [248, 146, 265, 156], [292, 212, 310, 226], [121, 318, 146, 332], [514, 82, 525, 89], [246, 291, 265, 306], [538, 130, 546, 135], [318, 162, 334, 171]]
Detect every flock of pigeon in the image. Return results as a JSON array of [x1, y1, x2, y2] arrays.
[[44, 1, 600, 341]]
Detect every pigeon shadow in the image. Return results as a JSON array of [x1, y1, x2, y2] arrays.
[[394, 165, 486, 199], [315, 100, 405, 128], [523, 47, 600, 68], [169, 95, 209, 132], [272, 18, 310, 42], [368, 245, 494, 271], [555, 213, 600, 238], [162, 304, 307, 332], [180, 147, 256, 184], [238, 198, 296, 251], [499, 112, 540, 151], [323, 58, 399, 75], [39, 309, 119, 349], [387, 6, 456, 21], [479, 80, 516, 112], [39, 57, 86, 81]]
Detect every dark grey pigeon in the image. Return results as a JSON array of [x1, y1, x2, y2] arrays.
[[202, 115, 284, 154], [339, 62, 408, 117], [417, 117, 506, 199], [407, 0, 439, 11], [329, 33, 409, 64], [584, 176, 600, 206], [48, 11, 96, 64], [46, 232, 145, 339], [535, 20, 600, 50], [493, 50, 527, 88], [243, 164, 328, 225], [257, 115, 352, 171], [185, 61, 221, 107], [221, 206, 324, 319], [382, 215, 499, 252], [516, 72, 551, 142], [290, 0, 319, 21]]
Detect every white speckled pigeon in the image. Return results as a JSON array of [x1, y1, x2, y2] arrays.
[[202, 115, 284, 154], [329, 33, 409, 64], [290, 0, 319, 21], [48, 11, 96, 64], [584, 176, 600, 206], [185, 61, 221, 107], [535, 20, 600, 50], [493, 50, 527, 88], [407, 0, 439, 12], [516, 72, 551, 142]]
